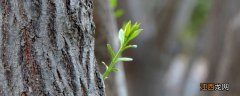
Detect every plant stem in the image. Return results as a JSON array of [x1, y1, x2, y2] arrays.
[[103, 47, 123, 79]]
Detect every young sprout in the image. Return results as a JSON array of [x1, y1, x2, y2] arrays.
[[103, 21, 142, 80]]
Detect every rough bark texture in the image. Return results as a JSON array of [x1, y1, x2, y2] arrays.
[[0, 0, 105, 96]]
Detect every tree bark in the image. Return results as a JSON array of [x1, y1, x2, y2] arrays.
[[0, 0, 105, 96]]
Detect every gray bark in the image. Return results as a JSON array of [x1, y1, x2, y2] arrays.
[[0, 0, 105, 96]]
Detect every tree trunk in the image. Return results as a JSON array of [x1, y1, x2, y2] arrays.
[[0, 0, 105, 96], [213, 11, 240, 96], [199, 0, 240, 95]]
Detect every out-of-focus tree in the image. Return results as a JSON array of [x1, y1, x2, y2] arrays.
[[204, 0, 240, 83], [199, 0, 240, 95], [118, 0, 199, 96], [214, 12, 240, 96], [94, 0, 240, 95], [94, 0, 128, 96]]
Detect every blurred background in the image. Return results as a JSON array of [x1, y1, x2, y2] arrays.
[[93, 0, 240, 96]]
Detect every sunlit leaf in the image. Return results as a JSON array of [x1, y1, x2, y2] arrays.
[[127, 29, 142, 42], [118, 29, 125, 45], [124, 21, 132, 38], [130, 23, 140, 36], [117, 57, 133, 62], [123, 45, 137, 51], [126, 45, 138, 48]]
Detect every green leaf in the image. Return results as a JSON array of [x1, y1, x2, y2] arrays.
[[118, 57, 133, 62], [109, 0, 117, 9], [123, 45, 137, 50], [130, 23, 140, 36], [103, 21, 142, 80], [107, 44, 115, 58], [127, 29, 142, 42], [118, 29, 125, 45], [114, 9, 124, 18], [130, 45, 138, 48], [132, 23, 140, 30], [124, 21, 132, 38], [112, 68, 119, 72]]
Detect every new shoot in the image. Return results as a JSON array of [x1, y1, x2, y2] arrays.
[[103, 21, 142, 80]]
